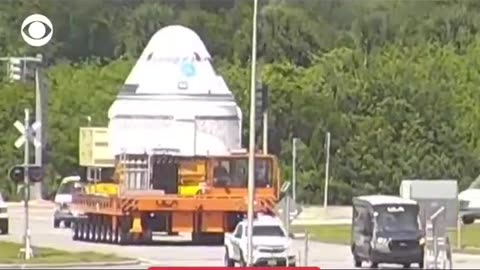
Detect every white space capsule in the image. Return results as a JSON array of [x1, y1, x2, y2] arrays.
[[107, 25, 243, 157]]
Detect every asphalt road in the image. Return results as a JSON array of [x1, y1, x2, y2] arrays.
[[2, 205, 480, 269]]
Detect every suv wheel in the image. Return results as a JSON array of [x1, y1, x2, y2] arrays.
[[239, 251, 246, 267], [224, 248, 235, 267], [462, 216, 475, 225], [354, 257, 362, 267]]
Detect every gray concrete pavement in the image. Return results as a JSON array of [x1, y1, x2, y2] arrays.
[[2, 204, 480, 269]]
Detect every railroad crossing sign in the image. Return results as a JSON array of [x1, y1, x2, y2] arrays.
[[14, 120, 40, 149]]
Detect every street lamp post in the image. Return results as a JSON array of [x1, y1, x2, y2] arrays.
[[292, 137, 298, 203], [246, 0, 259, 266], [324, 132, 331, 209]]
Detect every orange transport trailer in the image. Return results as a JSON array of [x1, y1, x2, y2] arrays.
[[70, 150, 282, 245]]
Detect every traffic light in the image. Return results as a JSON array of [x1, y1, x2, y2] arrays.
[[29, 166, 44, 182], [8, 165, 44, 184], [8, 166, 24, 183], [6, 58, 36, 82], [7, 58, 24, 81], [255, 81, 269, 115]]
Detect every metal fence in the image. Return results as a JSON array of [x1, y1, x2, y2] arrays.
[[424, 206, 453, 269], [290, 230, 310, 267]]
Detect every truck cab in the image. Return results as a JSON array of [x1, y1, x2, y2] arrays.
[[224, 214, 296, 267], [53, 176, 85, 228]]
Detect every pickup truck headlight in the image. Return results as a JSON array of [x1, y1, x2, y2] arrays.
[[419, 237, 425, 245]]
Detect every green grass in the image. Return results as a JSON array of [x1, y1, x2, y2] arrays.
[[292, 224, 480, 254], [292, 224, 351, 245], [0, 241, 128, 264]]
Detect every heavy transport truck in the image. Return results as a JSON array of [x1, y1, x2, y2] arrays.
[[69, 25, 285, 245], [70, 127, 282, 245]]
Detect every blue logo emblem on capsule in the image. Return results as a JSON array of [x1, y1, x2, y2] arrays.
[[181, 61, 196, 77]]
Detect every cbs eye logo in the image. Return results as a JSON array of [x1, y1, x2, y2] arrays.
[[21, 14, 53, 47]]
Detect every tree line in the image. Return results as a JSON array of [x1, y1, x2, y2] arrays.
[[1, 0, 480, 204]]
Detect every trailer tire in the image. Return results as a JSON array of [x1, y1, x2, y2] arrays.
[[92, 223, 99, 242], [105, 225, 112, 243], [0, 222, 8, 235], [117, 228, 131, 245], [101, 224, 108, 242], [120, 233, 131, 245], [82, 221, 88, 240], [88, 223, 95, 241], [80, 221, 87, 240], [76, 221, 83, 240], [72, 221, 79, 240], [142, 229, 153, 243], [115, 229, 122, 244]]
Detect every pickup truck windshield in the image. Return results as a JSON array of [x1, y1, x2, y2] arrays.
[[57, 181, 84, 195], [246, 225, 285, 237]]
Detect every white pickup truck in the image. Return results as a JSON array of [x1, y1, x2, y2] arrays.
[[224, 214, 296, 267]]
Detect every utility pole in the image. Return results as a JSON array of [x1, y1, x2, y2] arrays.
[[324, 132, 331, 209], [33, 55, 45, 200], [292, 137, 298, 203], [247, 0, 259, 266], [23, 109, 33, 260], [262, 98, 268, 154]]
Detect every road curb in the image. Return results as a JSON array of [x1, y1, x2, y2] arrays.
[[291, 219, 351, 226], [0, 259, 141, 269], [7, 202, 54, 209]]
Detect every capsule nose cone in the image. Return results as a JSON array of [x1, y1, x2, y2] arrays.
[[124, 24, 213, 91]]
